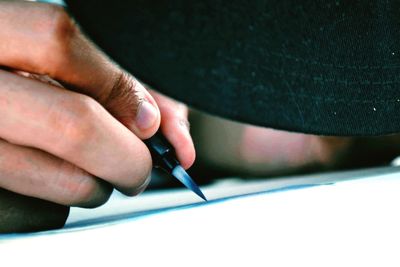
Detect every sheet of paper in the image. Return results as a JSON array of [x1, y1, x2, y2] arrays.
[[65, 166, 394, 227], [2, 166, 400, 267]]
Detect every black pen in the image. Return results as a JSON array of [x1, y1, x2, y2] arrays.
[[144, 131, 207, 201]]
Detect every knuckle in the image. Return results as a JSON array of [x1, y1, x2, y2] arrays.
[[73, 94, 102, 119], [104, 72, 144, 115], [47, 5, 76, 43], [37, 5, 76, 72], [51, 95, 100, 157], [109, 72, 140, 101]]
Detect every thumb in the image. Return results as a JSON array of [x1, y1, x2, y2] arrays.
[[102, 72, 161, 139]]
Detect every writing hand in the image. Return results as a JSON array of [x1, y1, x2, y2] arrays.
[[0, 1, 195, 232]]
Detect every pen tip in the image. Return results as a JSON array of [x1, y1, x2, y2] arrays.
[[172, 165, 207, 201], [197, 191, 208, 201]]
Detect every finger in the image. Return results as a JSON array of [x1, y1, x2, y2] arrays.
[[0, 70, 151, 195], [104, 73, 161, 139], [149, 90, 196, 169], [0, 139, 112, 208], [0, 1, 160, 139]]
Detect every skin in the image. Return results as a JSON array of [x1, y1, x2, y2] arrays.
[[192, 112, 400, 177], [6, 1, 398, 233], [0, 1, 195, 232]]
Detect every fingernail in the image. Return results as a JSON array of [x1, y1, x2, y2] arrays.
[[136, 100, 158, 130]]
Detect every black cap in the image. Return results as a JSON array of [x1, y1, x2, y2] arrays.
[[65, 0, 400, 136]]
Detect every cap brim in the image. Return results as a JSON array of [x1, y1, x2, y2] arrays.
[[65, 0, 400, 136]]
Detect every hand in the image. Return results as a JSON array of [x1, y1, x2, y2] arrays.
[[0, 2, 195, 231], [194, 112, 400, 176], [193, 113, 352, 175]]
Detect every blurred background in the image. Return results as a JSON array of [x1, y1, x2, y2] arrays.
[[149, 109, 400, 189], [38, 0, 400, 189]]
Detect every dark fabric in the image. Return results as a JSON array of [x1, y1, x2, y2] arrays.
[[66, 0, 400, 136]]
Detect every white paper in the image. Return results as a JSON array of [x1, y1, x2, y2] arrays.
[[2, 166, 400, 267]]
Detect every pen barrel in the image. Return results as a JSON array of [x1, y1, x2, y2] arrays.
[[144, 132, 179, 172]]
